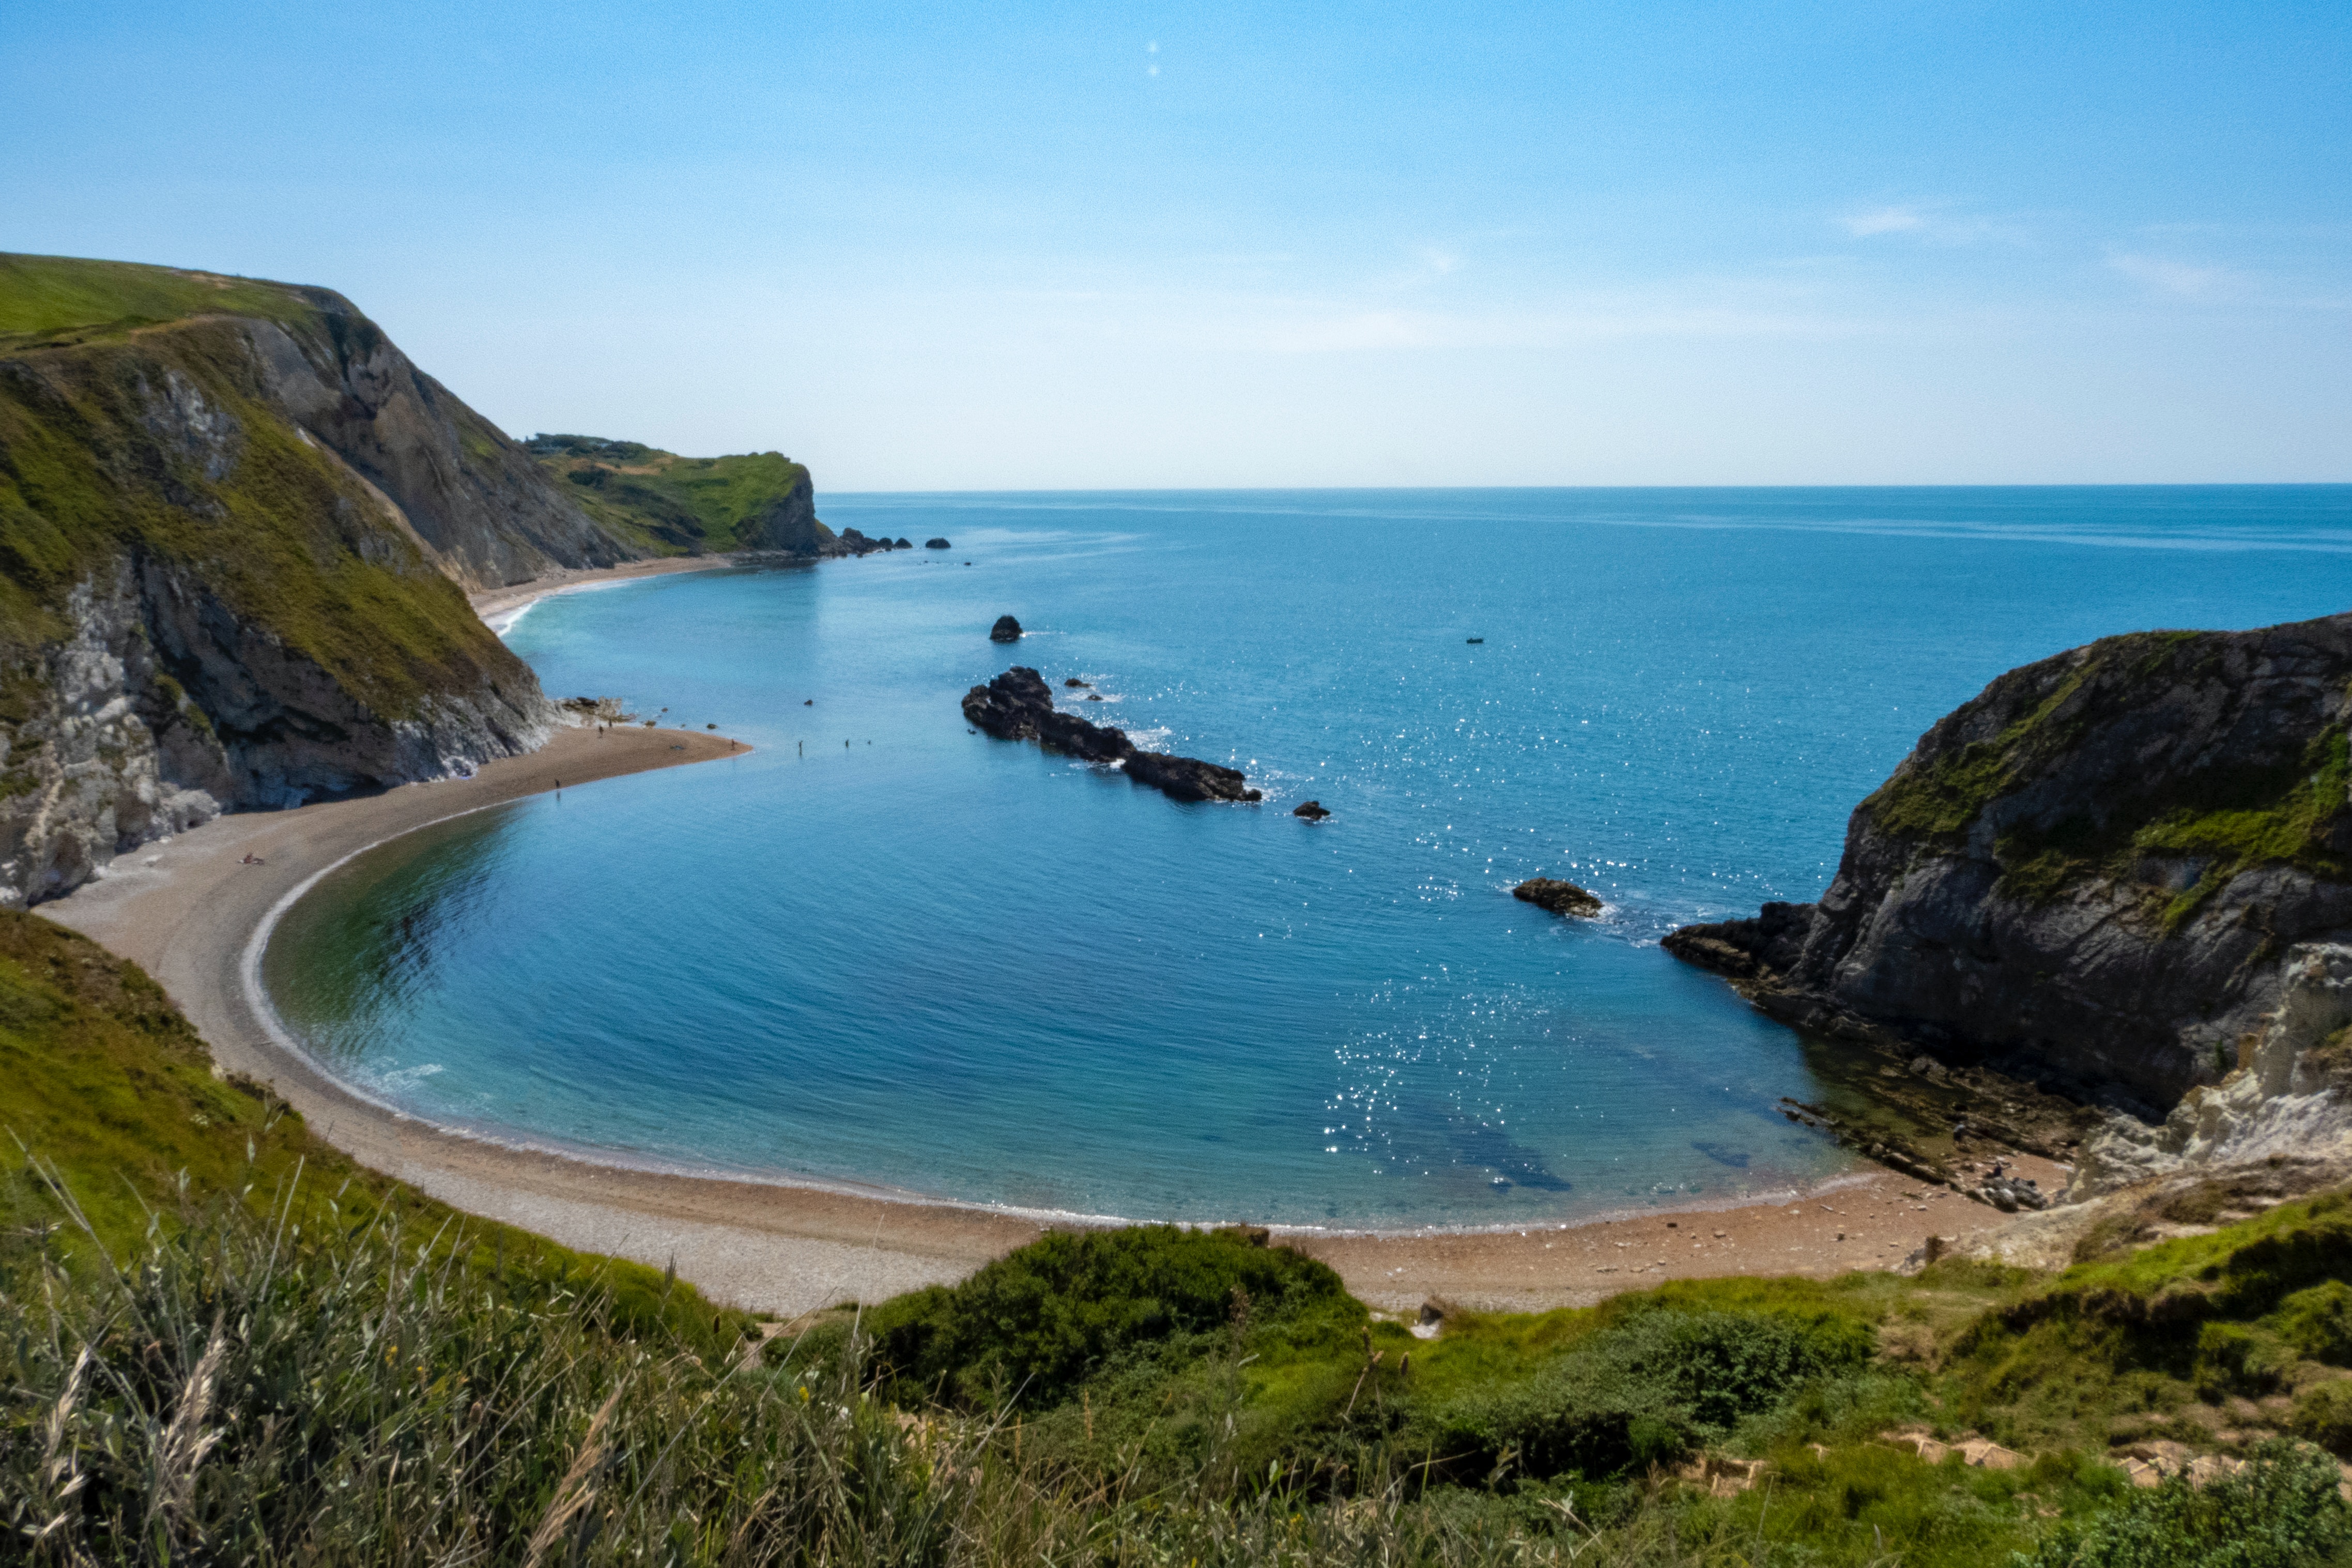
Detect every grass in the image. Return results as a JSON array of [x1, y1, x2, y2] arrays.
[[0, 909, 751, 1355], [0, 293, 521, 718], [0, 252, 326, 347], [1858, 627, 2352, 915], [524, 433, 821, 555], [7, 902, 2352, 1562]]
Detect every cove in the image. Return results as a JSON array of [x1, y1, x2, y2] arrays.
[[260, 487, 2352, 1227]]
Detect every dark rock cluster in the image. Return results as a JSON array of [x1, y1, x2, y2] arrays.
[[960, 667, 1262, 804], [925, 536, 952, 549], [1513, 878, 1602, 917], [990, 616, 1023, 642], [828, 528, 903, 555]]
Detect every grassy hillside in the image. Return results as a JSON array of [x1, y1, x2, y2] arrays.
[[0, 252, 327, 348], [0, 259, 520, 716], [525, 433, 824, 555], [0, 909, 749, 1353], [7, 900, 2352, 1562]]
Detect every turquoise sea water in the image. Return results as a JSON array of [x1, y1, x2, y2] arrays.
[[263, 487, 2352, 1228]]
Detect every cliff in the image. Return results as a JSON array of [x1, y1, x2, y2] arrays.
[[525, 434, 828, 556], [1664, 614, 2352, 1117], [0, 253, 658, 905]]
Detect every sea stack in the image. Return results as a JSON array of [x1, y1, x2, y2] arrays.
[[1513, 878, 1603, 917], [990, 615, 1024, 642]]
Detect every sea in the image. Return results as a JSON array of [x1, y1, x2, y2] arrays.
[[260, 487, 2352, 1229]]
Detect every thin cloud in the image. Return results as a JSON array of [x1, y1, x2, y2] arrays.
[[2107, 253, 2236, 299], [1844, 206, 1928, 237]]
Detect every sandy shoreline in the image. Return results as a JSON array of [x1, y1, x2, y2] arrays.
[[42, 564, 2066, 1317]]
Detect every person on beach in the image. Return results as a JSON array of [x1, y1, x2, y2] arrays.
[[239, 852, 265, 865]]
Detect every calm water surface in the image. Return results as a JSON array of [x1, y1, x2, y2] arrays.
[[263, 487, 2352, 1227]]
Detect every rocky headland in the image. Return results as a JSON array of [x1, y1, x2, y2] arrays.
[[961, 666, 1263, 804], [0, 253, 823, 907], [1661, 612, 2352, 1194]]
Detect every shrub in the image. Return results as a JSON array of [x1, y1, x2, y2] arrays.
[[1431, 1309, 1874, 1480], [2275, 1279, 2352, 1365], [2014, 1441, 2352, 1567], [2289, 1381, 2352, 1456], [864, 1225, 1352, 1409]]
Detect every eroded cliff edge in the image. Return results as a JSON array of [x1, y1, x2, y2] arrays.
[[1664, 614, 2352, 1124], [0, 254, 657, 905]]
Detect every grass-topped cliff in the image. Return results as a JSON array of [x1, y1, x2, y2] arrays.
[[7, 901, 2352, 1564], [1668, 612, 2352, 1114], [525, 433, 827, 556], [0, 253, 784, 906]]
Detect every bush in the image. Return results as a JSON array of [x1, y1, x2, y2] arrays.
[[2276, 1279, 2352, 1365], [2014, 1441, 2352, 1567], [2289, 1381, 2352, 1456], [2195, 1322, 2294, 1397], [864, 1225, 1352, 1409], [1431, 1309, 1874, 1480]]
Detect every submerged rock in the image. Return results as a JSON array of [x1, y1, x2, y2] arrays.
[[989, 615, 1023, 642], [1293, 800, 1331, 821], [1513, 878, 1603, 917], [959, 666, 1263, 804]]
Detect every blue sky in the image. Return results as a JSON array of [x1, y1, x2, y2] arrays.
[[6, 2, 2347, 487]]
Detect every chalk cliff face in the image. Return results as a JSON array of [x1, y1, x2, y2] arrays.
[[1665, 614, 2352, 1117], [0, 254, 633, 905]]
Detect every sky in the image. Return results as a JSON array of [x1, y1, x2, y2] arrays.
[[5, 1, 2347, 488]]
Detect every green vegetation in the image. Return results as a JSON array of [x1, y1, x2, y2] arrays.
[[525, 432, 822, 555], [0, 909, 750, 1352], [8, 903, 2352, 1562], [1859, 628, 2352, 919], [0, 252, 324, 348], [0, 256, 514, 717], [2017, 1442, 2352, 1567]]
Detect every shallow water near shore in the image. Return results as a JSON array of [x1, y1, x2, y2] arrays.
[[264, 487, 2352, 1227]]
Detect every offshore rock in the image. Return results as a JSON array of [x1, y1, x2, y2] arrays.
[[959, 667, 1262, 804], [1294, 800, 1331, 821], [926, 537, 952, 549], [1513, 878, 1602, 917], [1662, 612, 2352, 1120], [1125, 750, 1260, 804], [990, 615, 1024, 642]]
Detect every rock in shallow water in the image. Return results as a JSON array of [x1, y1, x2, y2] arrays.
[[926, 536, 952, 549], [1512, 878, 1603, 917], [989, 615, 1023, 642], [1293, 800, 1331, 821], [959, 666, 1263, 804]]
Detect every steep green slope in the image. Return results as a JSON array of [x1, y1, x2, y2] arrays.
[[0, 907, 748, 1351], [0, 254, 659, 905], [526, 433, 827, 555]]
